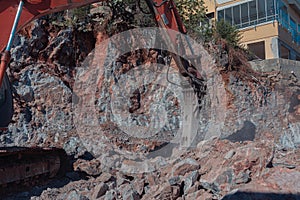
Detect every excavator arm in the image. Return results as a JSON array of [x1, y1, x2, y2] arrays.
[[0, 0, 187, 52], [0, 0, 104, 52]]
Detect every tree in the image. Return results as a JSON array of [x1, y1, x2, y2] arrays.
[[214, 19, 242, 48], [175, 0, 208, 40]]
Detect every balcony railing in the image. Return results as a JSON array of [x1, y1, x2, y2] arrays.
[[217, 0, 300, 46], [233, 15, 300, 46], [277, 18, 300, 46], [234, 14, 278, 29]]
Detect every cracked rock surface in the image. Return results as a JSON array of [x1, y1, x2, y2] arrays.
[[1, 6, 299, 200]]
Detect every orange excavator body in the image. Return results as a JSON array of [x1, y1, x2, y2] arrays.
[[0, 0, 104, 52], [0, 0, 188, 52]]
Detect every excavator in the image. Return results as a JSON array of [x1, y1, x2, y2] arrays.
[[0, 0, 205, 192]]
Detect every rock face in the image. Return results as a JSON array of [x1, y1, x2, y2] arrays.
[[0, 6, 299, 200], [1, 16, 95, 153], [13, 137, 297, 200]]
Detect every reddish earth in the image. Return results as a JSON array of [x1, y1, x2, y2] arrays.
[[0, 5, 299, 200]]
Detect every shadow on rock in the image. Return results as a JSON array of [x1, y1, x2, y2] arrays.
[[1, 152, 93, 200], [222, 191, 300, 200]]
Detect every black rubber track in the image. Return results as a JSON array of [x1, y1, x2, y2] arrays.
[[0, 72, 13, 128]]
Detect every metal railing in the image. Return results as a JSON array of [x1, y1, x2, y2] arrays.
[[234, 14, 278, 29], [233, 14, 300, 46], [277, 17, 300, 46]]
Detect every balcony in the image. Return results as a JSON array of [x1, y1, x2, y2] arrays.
[[277, 17, 300, 46], [216, 0, 300, 46], [217, 0, 278, 29]]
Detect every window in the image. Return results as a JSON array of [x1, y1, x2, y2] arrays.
[[276, 0, 300, 45], [233, 5, 241, 26], [218, 10, 224, 20], [225, 7, 233, 24], [217, 0, 277, 29], [248, 41, 266, 59], [279, 3, 289, 29], [249, 1, 257, 25], [257, 0, 266, 23], [266, 0, 275, 20], [282, 7, 288, 23], [280, 45, 290, 59], [241, 3, 249, 27], [298, 24, 300, 45], [206, 12, 215, 19], [204, 12, 215, 28], [290, 17, 297, 41]]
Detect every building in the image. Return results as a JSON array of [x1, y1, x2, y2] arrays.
[[203, 0, 300, 61]]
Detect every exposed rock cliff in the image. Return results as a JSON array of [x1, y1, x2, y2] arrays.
[[1, 5, 299, 200]]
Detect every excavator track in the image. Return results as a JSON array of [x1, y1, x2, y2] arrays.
[[0, 147, 68, 195], [0, 73, 13, 128]]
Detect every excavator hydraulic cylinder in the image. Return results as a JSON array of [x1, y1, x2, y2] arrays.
[[0, 0, 23, 88], [6, 1, 24, 51], [0, 51, 11, 88]]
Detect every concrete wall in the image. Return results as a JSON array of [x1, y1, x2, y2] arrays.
[[240, 22, 279, 43], [205, 0, 217, 13], [250, 58, 300, 73], [240, 22, 280, 59], [215, 0, 250, 7]]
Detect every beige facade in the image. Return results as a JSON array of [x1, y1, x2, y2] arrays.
[[203, 0, 300, 61]]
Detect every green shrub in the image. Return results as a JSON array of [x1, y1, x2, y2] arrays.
[[175, 0, 208, 40], [214, 19, 242, 48]]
